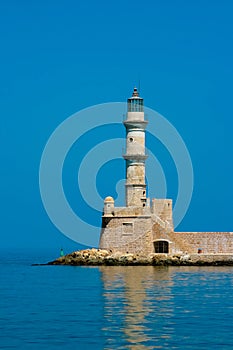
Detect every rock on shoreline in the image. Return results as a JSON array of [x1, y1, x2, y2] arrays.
[[46, 249, 233, 266]]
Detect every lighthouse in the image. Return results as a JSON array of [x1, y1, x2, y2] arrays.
[[98, 87, 232, 256], [123, 87, 148, 207], [99, 87, 174, 254]]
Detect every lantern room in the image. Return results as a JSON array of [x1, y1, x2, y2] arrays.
[[127, 87, 144, 112]]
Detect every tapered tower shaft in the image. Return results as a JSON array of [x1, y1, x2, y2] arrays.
[[123, 87, 148, 207]]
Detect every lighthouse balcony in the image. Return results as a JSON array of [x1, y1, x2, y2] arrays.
[[123, 119, 148, 129], [123, 154, 148, 161]]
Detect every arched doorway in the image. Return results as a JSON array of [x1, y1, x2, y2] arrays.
[[154, 240, 169, 253]]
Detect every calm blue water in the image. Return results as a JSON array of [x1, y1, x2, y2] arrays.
[[0, 252, 233, 349]]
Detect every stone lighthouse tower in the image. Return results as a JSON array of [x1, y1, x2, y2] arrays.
[[123, 87, 148, 207], [99, 87, 232, 256], [99, 87, 174, 254]]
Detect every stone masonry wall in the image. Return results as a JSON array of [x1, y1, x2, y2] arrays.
[[99, 216, 153, 253], [169, 232, 233, 254], [109, 229, 154, 255]]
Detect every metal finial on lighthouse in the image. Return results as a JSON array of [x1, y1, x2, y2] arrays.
[[132, 87, 139, 97]]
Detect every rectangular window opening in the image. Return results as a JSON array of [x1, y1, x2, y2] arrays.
[[122, 222, 133, 235]]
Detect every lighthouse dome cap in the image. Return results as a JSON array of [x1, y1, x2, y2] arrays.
[[104, 196, 114, 202], [128, 86, 143, 100]]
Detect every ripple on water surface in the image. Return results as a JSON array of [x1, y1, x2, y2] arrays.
[[0, 258, 233, 349]]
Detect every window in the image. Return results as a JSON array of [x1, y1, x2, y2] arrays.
[[127, 99, 144, 112], [122, 222, 133, 235], [154, 241, 169, 253]]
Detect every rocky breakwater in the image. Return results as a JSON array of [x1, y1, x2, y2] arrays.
[[47, 249, 233, 266]]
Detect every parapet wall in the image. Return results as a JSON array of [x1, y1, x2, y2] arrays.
[[170, 232, 233, 254]]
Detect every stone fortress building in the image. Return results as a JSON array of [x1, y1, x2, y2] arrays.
[[99, 88, 233, 255]]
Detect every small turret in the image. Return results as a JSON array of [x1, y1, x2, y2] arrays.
[[103, 196, 114, 215]]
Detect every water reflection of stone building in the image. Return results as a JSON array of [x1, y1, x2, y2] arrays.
[[100, 266, 174, 349], [99, 88, 233, 255]]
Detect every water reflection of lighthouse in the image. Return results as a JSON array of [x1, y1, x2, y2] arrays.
[[100, 266, 175, 349]]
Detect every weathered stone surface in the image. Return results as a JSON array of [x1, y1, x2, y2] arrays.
[[170, 232, 233, 254], [46, 249, 233, 267], [98, 89, 233, 256]]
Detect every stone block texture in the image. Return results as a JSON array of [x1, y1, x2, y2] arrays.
[[98, 88, 232, 255]]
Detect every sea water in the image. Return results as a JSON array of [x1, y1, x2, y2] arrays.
[[0, 252, 233, 349]]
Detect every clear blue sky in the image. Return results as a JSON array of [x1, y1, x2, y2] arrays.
[[0, 0, 232, 253]]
